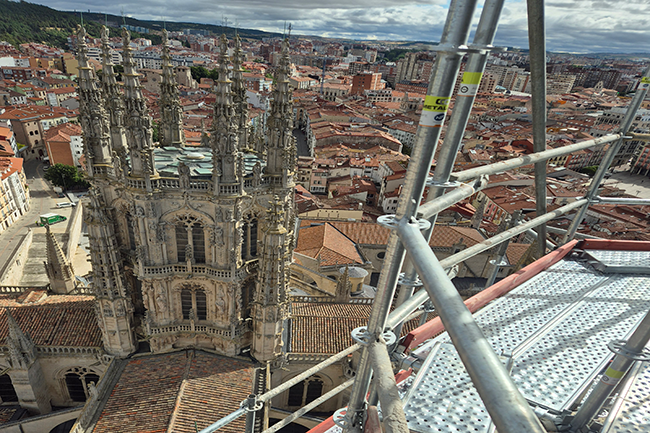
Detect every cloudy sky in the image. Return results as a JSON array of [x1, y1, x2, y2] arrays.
[[35, 0, 650, 53]]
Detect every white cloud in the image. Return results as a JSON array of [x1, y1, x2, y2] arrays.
[[37, 0, 650, 53]]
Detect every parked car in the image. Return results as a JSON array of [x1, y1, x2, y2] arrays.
[[56, 202, 76, 208]]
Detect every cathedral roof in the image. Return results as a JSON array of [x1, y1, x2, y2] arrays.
[[92, 350, 254, 433], [0, 291, 101, 347], [290, 302, 438, 355], [294, 222, 365, 267]]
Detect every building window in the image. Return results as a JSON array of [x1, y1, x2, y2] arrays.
[[63, 367, 100, 402], [180, 285, 207, 321], [287, 376, 324, 407], [241, 217, 258, 261], [0, 374, 18, 403], [175, 218, 205, 264]]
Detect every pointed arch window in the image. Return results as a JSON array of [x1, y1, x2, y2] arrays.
[[180, 285, 207, 321], [175, 217, 206, 264], [64, 367, 100, 402], [241, 217, 258, 261], [286, 375, 324, 407], [0, 374, 18, 403]]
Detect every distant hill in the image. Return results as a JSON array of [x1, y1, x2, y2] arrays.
[[0, 0, 154, 49], [78, 12, 282, 42], [0, 0, 282, 51]]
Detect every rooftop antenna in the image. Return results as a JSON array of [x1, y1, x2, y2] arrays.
[[287, 23, 292, 38]]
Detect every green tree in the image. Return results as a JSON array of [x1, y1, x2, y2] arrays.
[[44, 163, 88, 190], [579, 165, 599, 176]]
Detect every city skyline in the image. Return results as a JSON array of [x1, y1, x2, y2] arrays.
[[32, 0, 650, 54]]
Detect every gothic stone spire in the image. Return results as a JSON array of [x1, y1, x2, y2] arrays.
[[231, 34, 249, 150], [101, 26, 127, 155], [159, 30, 186, 147], [211, 35, 240, 191], [85, 189, 137, 357], [122, 28, 157, 183], [251, 196, 290, 362], [76, 25, 113, 177], [44, 224, 76, 294], [265, 38, 296, 188]]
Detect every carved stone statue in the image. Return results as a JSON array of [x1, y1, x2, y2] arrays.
[[178, 162, 190, 189], [252, 161, 262, 187]]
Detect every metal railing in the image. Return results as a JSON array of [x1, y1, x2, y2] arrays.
[[193, 1, 650, 432]]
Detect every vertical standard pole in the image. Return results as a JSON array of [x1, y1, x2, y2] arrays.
[[527, 0, 548, 259], [563, 64, 650, 243], [392, 0, 506, 336], [245, 395, 257, 433], [571, 309, 650, 431], [343, 0, 479, 430], [368, 337, 410, 433]]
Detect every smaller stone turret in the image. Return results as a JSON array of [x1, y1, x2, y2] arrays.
[[159, 30, 186, 147], [43, 224, 76, 294], [5, 310, 51, 414], [251, 196, 291, 362]]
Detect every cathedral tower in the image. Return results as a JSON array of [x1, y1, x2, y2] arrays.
[[77, 29, 296, 360], [77, 27, 137, 357]]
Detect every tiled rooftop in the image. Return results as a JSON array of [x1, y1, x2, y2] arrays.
[[93, 351, 254, 433], [0, 293, 101, 347]]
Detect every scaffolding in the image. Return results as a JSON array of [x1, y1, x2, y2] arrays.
[[199, 0, 650, 431]]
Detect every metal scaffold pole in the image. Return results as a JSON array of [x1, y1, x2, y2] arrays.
[[343, 0, 479, 429], [392, 0, 507, 337], [570, 309, 650, 431], [562, 64, 650, 243], [527, 0, 548, 258]]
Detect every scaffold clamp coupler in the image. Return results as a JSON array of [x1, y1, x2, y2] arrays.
[[607, 339, 650, 362], [333, 407, 350, 429], [351, 327, 397, 347], [398, 272, 423, 287], [241, 394, 263, 412], [425, 177, 462, 188]]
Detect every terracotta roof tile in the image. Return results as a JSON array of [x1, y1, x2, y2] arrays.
[[290, 303, 438, 354], [0, 294, 101, 347], [93, 351, 254, 433], [295, 223, 364, 266]]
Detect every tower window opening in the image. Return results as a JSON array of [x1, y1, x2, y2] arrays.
[[0, 374, 18, 403], [286, 376, 324, 407], [64, 368, 100, 402], [242, 217, 258, 261], [180, 286, 207, 321]]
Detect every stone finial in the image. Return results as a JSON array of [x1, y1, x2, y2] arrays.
[[44, 224, 76, 294], [5, 309, 36, 370]]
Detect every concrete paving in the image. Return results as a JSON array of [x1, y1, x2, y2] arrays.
[[603, 164, 650, 199]]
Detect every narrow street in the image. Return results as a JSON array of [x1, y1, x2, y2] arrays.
[[0, 160, 78, 282]]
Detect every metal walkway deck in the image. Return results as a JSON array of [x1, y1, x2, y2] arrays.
[[403, 252, 650, 433]]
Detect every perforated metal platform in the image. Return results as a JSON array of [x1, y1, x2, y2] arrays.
[[601, 361, 650, 433], [585, 250, 650, 275], [402, 256, 650, 433]]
